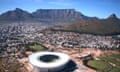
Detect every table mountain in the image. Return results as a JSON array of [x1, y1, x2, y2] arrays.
[[0, 8, 94, 24]]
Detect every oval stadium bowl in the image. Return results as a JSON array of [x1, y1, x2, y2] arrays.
[[29, 52, 70, 72]]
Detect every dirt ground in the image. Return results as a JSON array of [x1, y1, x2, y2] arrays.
[[0, 57, 20, 72], [0, 48, 119, 72]]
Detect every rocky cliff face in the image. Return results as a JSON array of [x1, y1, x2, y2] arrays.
[[0, 8, 32, 21], [32, 9, 89, 21], [0, 8, 91, 24]]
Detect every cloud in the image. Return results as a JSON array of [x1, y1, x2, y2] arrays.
[[48, 0, 72, 6]]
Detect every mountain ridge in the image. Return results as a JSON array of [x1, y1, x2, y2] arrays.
[[0, 8, 94, 24], [51, 14, 120, 35], [0, 8, 119, 23], [0, 8, 120, 35], [0, 8, 32, 21]]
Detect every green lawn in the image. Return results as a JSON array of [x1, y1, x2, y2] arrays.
[[110, 66, 120, 72], [87, 60, 110, 72], [99, 54, 120, 66], [97, 53, 120, 72], [28, 45, 45, 52]]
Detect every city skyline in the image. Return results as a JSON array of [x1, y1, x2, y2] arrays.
[[0, 0, 120, 18]]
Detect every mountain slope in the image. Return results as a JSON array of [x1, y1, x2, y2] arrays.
[[52, 14, 120, 35], [32, 9, 89, 21], [0, 8, 94, 24], [0, 8, 32, 22]]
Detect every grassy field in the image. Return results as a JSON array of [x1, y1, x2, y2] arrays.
[[87, 53, 120, 72], [88, 60, 110, 72], [99, 53, 120, 72], [110, 66, 120, 72], [99, 54, 120, 66], [28, 44, 45, 52]]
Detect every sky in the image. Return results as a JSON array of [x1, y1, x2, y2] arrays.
[[0, 0, 120, 18]]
